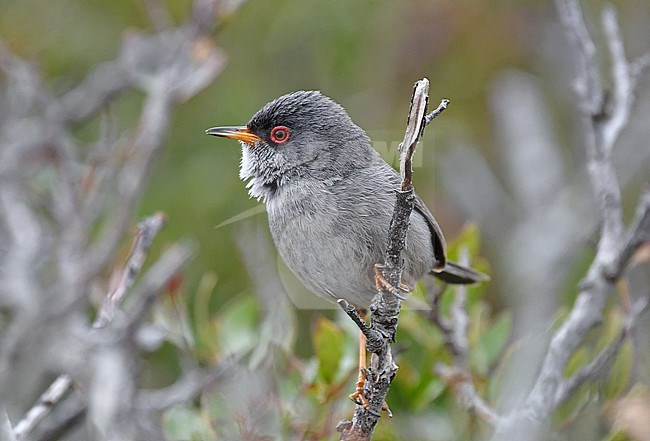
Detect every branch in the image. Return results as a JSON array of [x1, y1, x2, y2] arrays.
[[337, 79, 441, 441], [553, 0, 604, 114], [605, 187, 650, 281], [55, 60, 130, 125], [125, 241, 196, 335], [11, 213, 168, 440], [95, 212, 167, 329], [432, 249, 499, 425], [1, 0, 234, 438], [1, 410, 17, 441], [493, 1, 650, 434], [423, 99, 450, 127], [86, 19, 225, 278], [136, 360, 235, 412], [11, 376, 72, 440], [553, 297, 649, 407]]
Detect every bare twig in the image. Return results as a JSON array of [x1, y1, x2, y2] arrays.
[[554, 298, 649, 408], [1, 410, 17, 441], [337, 78, 442, 441], [125, 241, 196, 334], [12, 376, 74, 440], [55, 60, 130, 124], [398, 81, 430, 191], [1, 0, 235, 439], [491, 1, 650, 436], [11, 213, 169, 440], [424, 99, 450, 127], [136, 361, 234, 412], [95, 212, 167, 329], [432, 249, 499, 425], [142, 0, 174, 31], [554, 0, 603, 114], [436, 364, 498, 423], [34, 407, 86, 441], [606, 187, 650, 281]]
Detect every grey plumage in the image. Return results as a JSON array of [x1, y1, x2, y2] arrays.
[[207, 90, 486, 309]]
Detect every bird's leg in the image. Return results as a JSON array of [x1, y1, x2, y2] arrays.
[[345, 309, 395, 415], [349, 310, 370, 407]]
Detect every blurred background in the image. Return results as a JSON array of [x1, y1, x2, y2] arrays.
[[2, 0, 650, 439]]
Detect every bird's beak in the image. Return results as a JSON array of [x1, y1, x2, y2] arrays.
[[205, 126, 261, 144]]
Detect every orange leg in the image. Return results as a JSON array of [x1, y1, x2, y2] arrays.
[[346, 309, 395, 415], [349, 330, 369, 406]]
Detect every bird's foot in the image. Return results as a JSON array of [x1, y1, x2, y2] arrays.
[[373, 265, 393, 292], [348, 370, 393, 417], [382, 400, 394, 418], [373, 265, 409, 298], [349, 368, 369, 407]]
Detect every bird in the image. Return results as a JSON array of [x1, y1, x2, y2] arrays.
[[205, 90, 487, 404]]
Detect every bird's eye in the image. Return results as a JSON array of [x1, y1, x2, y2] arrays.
[[270, 126, 291, 144]]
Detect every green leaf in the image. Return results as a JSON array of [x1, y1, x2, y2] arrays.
[[216, 295, 259, 355], [163, 407, 215, 440], [193, 272, 219, 360], [312, 317, 344, 385], [597, 308, 624, 349], [480, 311, 512, 368], [606, 340, 633, 400], [468, 301, 489, 375], [411, 377, 446, 411], [602, 426, 632, 441], [446, 223, 481, 261], [565, 347, 590, 377]]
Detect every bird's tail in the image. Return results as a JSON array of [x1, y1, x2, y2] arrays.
[[433, 261, 489, 285]]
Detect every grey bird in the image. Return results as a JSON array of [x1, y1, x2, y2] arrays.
[[206, 90, 486, 310]]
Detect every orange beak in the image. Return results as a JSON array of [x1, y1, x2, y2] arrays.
[[205, 126, 262, 144]]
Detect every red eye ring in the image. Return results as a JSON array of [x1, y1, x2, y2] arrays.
[[270, 126, 291, 144]]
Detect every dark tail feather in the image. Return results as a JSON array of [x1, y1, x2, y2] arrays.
[[433, 261, 489, 285]]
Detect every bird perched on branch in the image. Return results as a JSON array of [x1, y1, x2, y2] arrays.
[[206, 90, 487, 403]]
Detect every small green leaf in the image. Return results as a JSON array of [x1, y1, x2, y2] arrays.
[[565, 347, 590, 377], [194, 272, 219, 359], [163, 407, 215, 440], [216, 295, 259, 355], [606, 340, 633, 399], [480, 311, 512, 368], [411, 377, 446, 411], [597, 308, 624, 349], [446, 223, 481, 261], [312, 317, 344, 384], [601, 429, 631, 441]]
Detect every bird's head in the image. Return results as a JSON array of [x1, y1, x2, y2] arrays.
[[206, 90, 373, 201]]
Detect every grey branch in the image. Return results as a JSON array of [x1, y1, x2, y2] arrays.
[[424, 99, 450, 127], [124, 241, 196, 334], [95, 212, 168, 329], [12, 376, 74, 440], [0, 0, 234, 439], [606, 188, 650, 281], [491, 1, 650, 436], [554, 297, 650, 407], [432, 249, 499, 424], [11, 213, 171, 440], [338, 78, 440, 441]]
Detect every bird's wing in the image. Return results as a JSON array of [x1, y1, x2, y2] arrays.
[[377, 159, 447, 269], [413, 194, 447, 270]]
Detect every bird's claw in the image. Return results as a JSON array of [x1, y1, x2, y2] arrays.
[[374, 265, 409, 298], [349, 368, 370, 407], [373, 265, 393, 292]]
